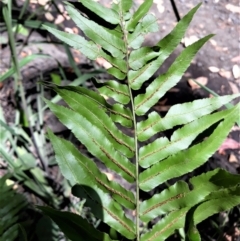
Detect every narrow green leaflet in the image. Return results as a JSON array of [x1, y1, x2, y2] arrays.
[[127, 0, 153, 31], [193, 186, 240, 224], [45, 100, 135, 183], [93, 79, 130, 104], [39, 206, 114, 241], [140, 208, 190, 241], [128, 54, 166, 90], [119, 0, 133, 12], [129, 46, 160, 70], [107, 67, 126, 80], [140, 181, 189, 223], [129, 34, 144, 51], [79, 0, 120, 24], [139, 105, 239, 191], [66, 5, 126, 58], [134, 34, 213, 116], [156, 3, 201, 49], [43, 26, 99, 60], [47, 131, 135, 210], [128, 3, 202, 90], [36, 216, 60, 241], [137, 93, 240, 141], [73, 185, 136, 239], [128, 14, 159, 49], [139, 107, 237, 168]]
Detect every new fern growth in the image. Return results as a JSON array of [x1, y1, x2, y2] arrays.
[[40, 1, 240, 240]]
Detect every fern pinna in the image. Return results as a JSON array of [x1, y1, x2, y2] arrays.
[[40, 1, 240, 240]]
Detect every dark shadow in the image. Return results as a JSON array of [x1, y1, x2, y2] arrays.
[[72, 184, 108, 240]]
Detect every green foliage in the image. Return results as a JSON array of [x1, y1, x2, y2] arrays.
[[0, 174, 28, 241], [41, 1, 240, 240], [0, 174, 62, 241], [38, 206, 113, 241]]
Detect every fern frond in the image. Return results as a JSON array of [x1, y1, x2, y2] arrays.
[[44, 26, 99, 60], [42, 1, 240, 240], [60, 85, 133, 127]]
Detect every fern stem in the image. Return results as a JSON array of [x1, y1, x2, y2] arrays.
[[119, 3, 140, 240], [126, 51, 140, 241], [128, 78, 140, 241]]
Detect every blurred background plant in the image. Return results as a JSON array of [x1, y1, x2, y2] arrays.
[[0, 0, 239, 241]]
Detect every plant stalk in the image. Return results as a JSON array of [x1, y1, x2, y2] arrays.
[[119, 3, 140, 240], [128, 79, 140, 241]]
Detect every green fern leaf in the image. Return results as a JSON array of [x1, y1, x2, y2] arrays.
[[72, 185, 136, 239], [129, 46, 160, 70], [52, 86, 134, 157], [43, 25, 99, 60], [126, 0, 153, 31], [42, 1, 240, 240], [76, 0, 120, 24], [99, 50, 127, 73], [120, 0, 133, 12], [128, 13, 159, 49], [141, 208, 190, 241], [55, 85, 133, 127]]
